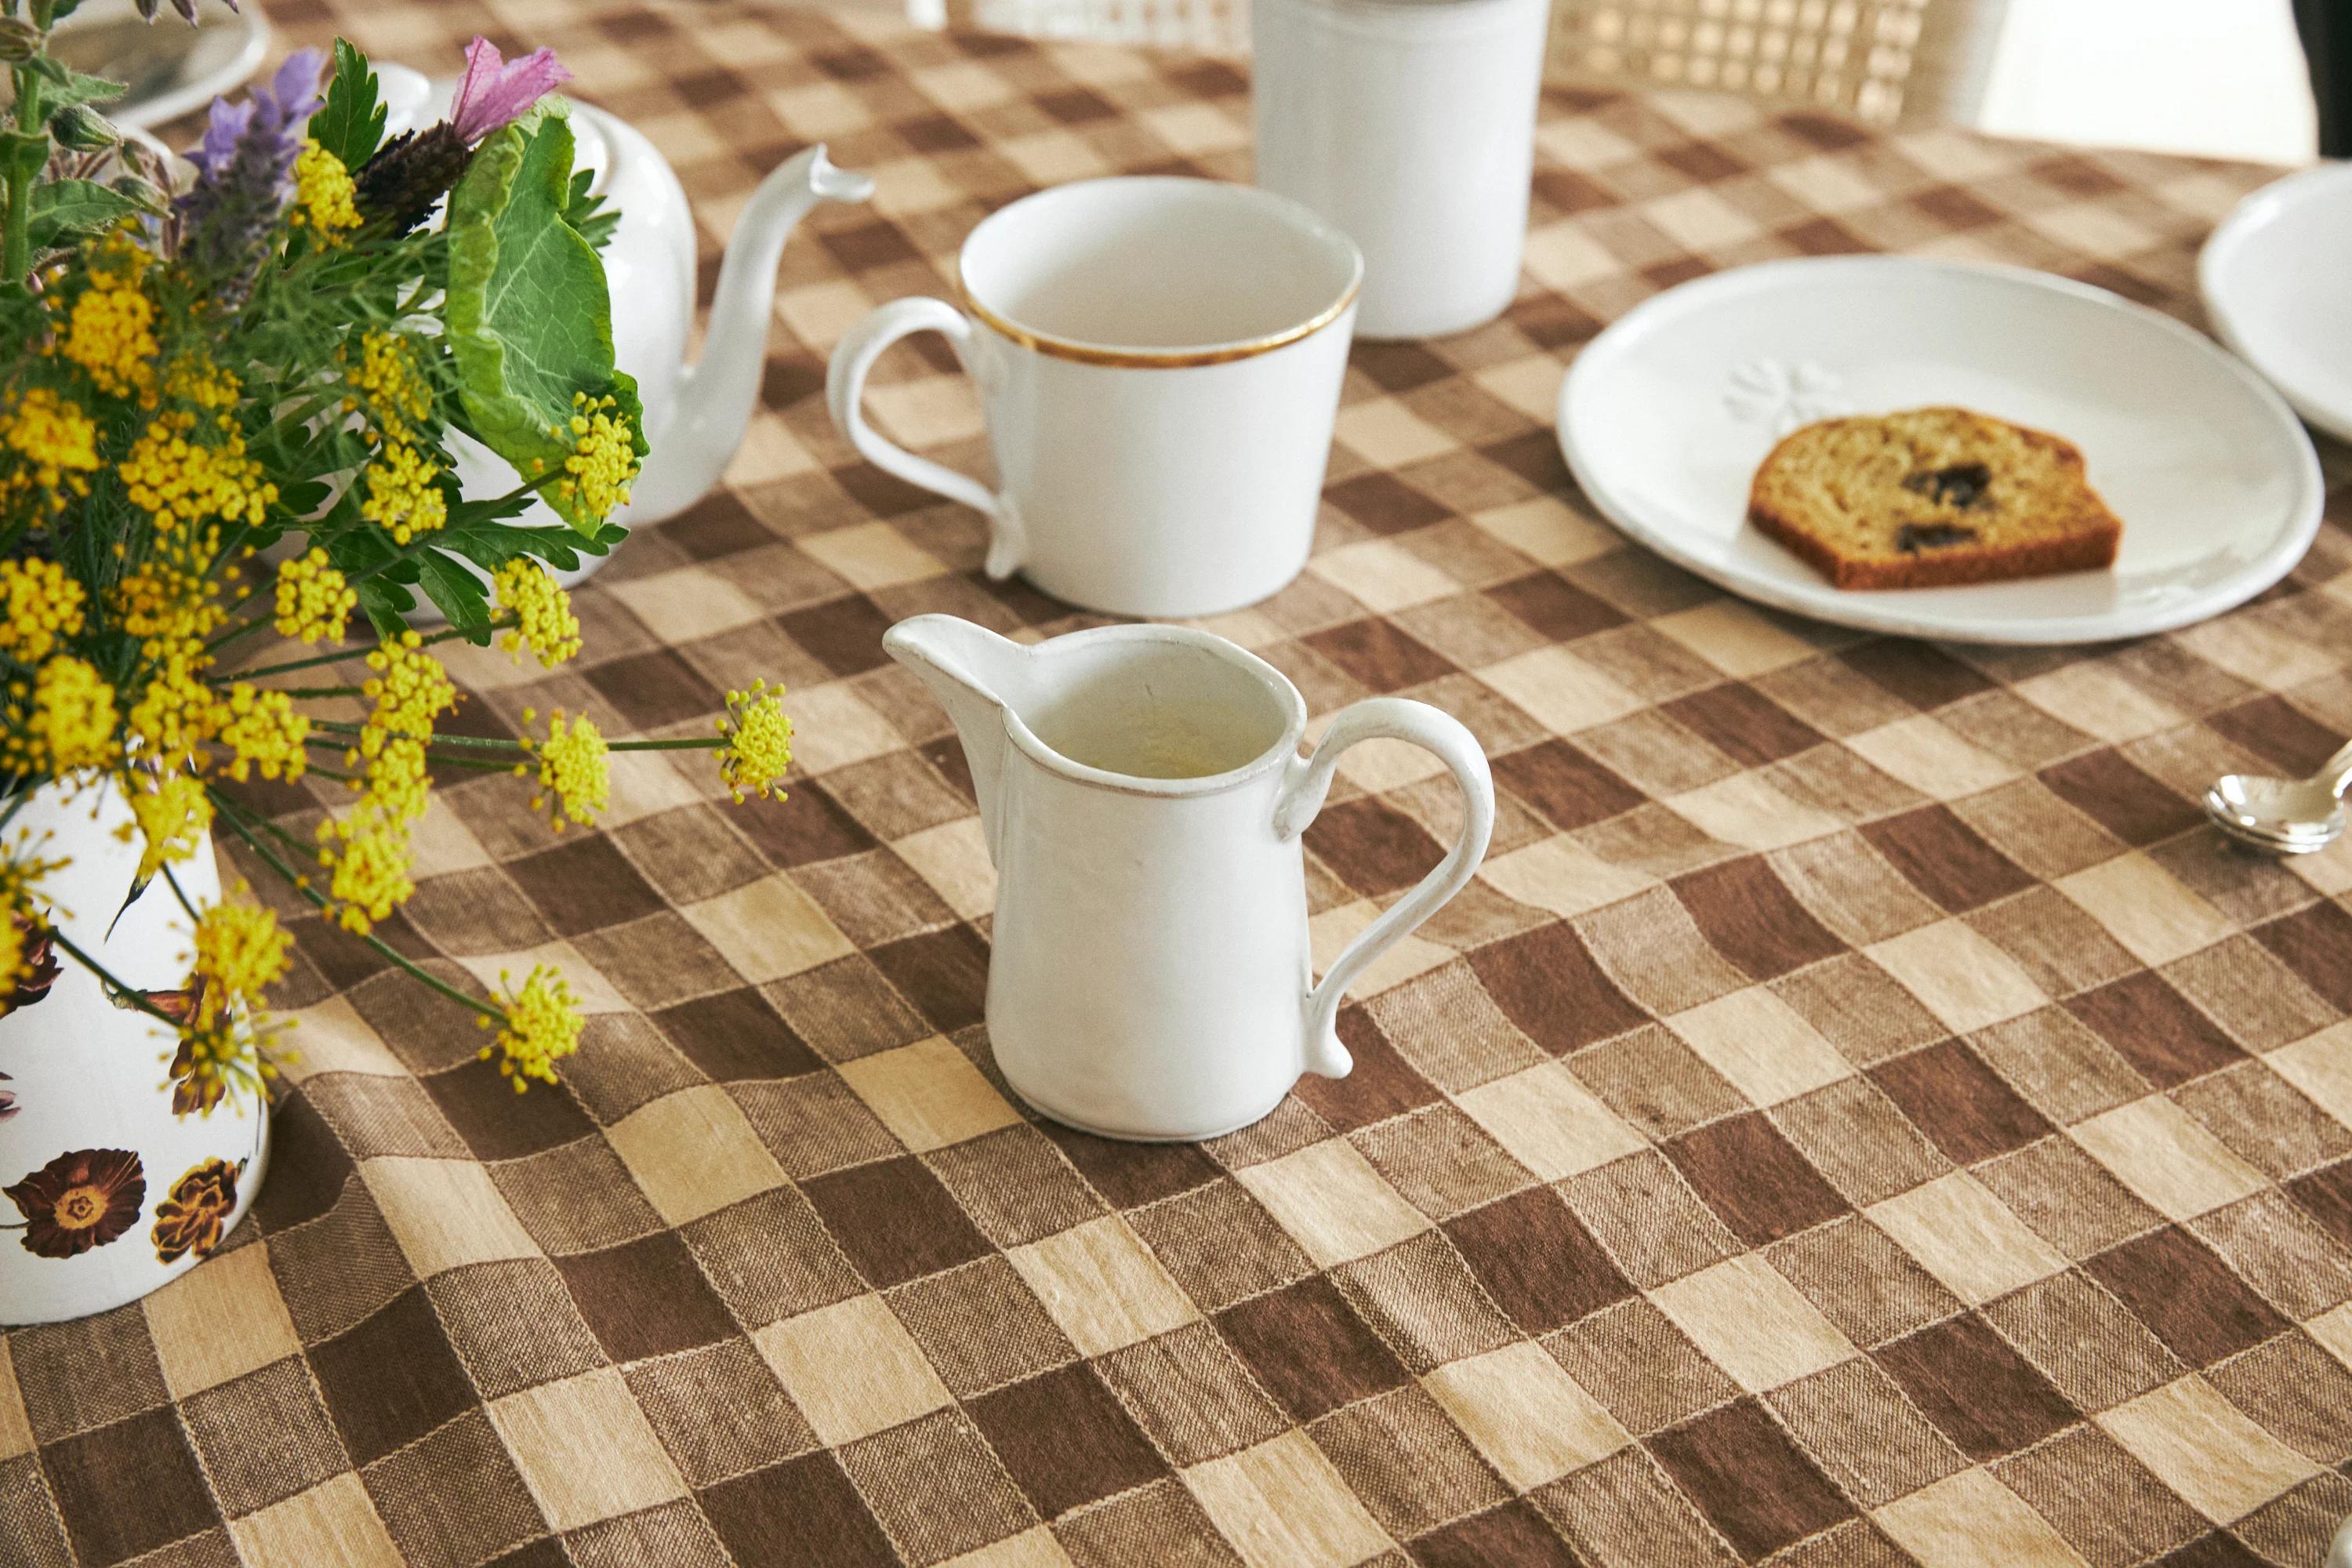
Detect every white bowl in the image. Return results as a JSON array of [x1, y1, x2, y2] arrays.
[[49, 0, 270, 131]]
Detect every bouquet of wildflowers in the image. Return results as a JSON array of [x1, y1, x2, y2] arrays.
[[0, 9, 797, 1117]]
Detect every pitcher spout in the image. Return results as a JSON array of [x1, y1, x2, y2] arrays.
[[627, 145, 875, 521], [882, 615, 1029, 861]]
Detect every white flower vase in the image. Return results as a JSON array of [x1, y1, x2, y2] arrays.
[[0, 779, 269, 1326]]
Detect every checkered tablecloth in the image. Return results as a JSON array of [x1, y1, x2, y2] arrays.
[[9, 2, 2352, 1565]]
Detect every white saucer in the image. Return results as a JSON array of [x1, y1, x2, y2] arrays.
[[2201, 160, 2352, 445], [1555, 256, 2324, 646], [49, 0, 270, 131]]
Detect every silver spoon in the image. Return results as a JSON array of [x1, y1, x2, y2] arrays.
[[2205, 737, 2352, 855]]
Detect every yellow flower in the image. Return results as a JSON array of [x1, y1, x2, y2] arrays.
[[315, 807, 414, 934], [164, 354, 241, 412], [0, 898, 21, 1002], [215, 684, 309, 783], [716, 681, 793, 803], [519, 708, 608, 831], [550, 392, 638, 524], [492, 561, 580, 668], [125, 649, 220, 774], [112, 540, 230, 774], [115, 550, 227, 653], [348, 330, 433, 443], [2, 388, 103, 510], [290, 140, 362, 238], [350, 731, 429, 826], [119, 404, 278, 532], [0, 558, 87, 664], [62, 271, 159, 402], [10, 656, 119, 775], [361, 631, 457, 739], [273, 550, 356, 645], [478, 964, 583, 1092], [0, 851, 64, 1001], [190, 894, 289, 1022], [121, 770, 212, 883], [358, 440, 448, 544]]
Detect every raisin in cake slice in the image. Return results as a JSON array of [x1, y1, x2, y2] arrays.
[[1747, 406, 2123, 590]]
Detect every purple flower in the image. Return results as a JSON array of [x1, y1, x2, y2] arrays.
[[448, 37, 571, 143], [175, 47, 326, 304]]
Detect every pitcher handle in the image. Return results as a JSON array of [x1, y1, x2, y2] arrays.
[[1273, 698, 1495, 1079], [825, 296, 1025, 578]]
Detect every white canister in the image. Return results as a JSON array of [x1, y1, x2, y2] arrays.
[[1254, 0, 1550, 340]]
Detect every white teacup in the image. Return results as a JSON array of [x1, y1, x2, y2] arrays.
[[826, 177, 1362, 619]]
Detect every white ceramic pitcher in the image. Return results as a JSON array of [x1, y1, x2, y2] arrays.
[[884, 615, 1495, 1142]]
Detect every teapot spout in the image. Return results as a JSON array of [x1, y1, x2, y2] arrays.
[[626, 145, 875, 521], [883, 615, 1029, 862]]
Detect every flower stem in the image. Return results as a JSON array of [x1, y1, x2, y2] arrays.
[[158, 862, 201, 924], [206, 789, 507, 1025], [48, 927, 189, 1030], [310, 720, 526, 754], [3, 53, 46, 288], [216, 615, 513, 684], [610, 738, 727, 753], [212, 646, 365, 683], [296, 733, 512, 773]]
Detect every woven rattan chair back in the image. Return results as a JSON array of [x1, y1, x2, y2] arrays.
[[1546, 0, 2006, 123], [927, 0, 2002, 125]]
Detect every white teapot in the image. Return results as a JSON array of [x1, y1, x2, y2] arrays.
[[377, 67, 873, 579]]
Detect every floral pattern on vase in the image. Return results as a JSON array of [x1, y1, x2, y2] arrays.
[[3, 1149, 147, 1258], [151, 1157, 242, 1264], [1, 918, 60, 1022]]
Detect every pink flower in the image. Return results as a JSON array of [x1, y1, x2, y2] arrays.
[[448, 36, 572, 143]]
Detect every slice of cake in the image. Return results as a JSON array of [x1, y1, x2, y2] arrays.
[[1747, 406, 2123, 590]]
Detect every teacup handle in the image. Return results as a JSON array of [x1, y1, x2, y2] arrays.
[[825, 297, 1025, 578], [1273, 699, 1495, 1080]]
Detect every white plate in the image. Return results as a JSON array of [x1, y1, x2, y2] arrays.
[[1555, 256, 2324, 645], [48, 0, 270, 131], [2201, 161, 2352, 445]]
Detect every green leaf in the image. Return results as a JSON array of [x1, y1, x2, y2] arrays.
[[415, 553, 494, 643], [312, 39, 387, 172], [444, 106, 630, 538], [435, 515, 622, 577], [565, 169, 619, 253], [277, 480, 333, 519], [0, 129, 49, 182], [23, 56, 127, 113], [444, 488, 540, 533], [24, 178, 140, 251], [353, 575, 414, 641]]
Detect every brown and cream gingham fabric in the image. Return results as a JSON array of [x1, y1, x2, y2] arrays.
[[9, 3, 2352, 1565]]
